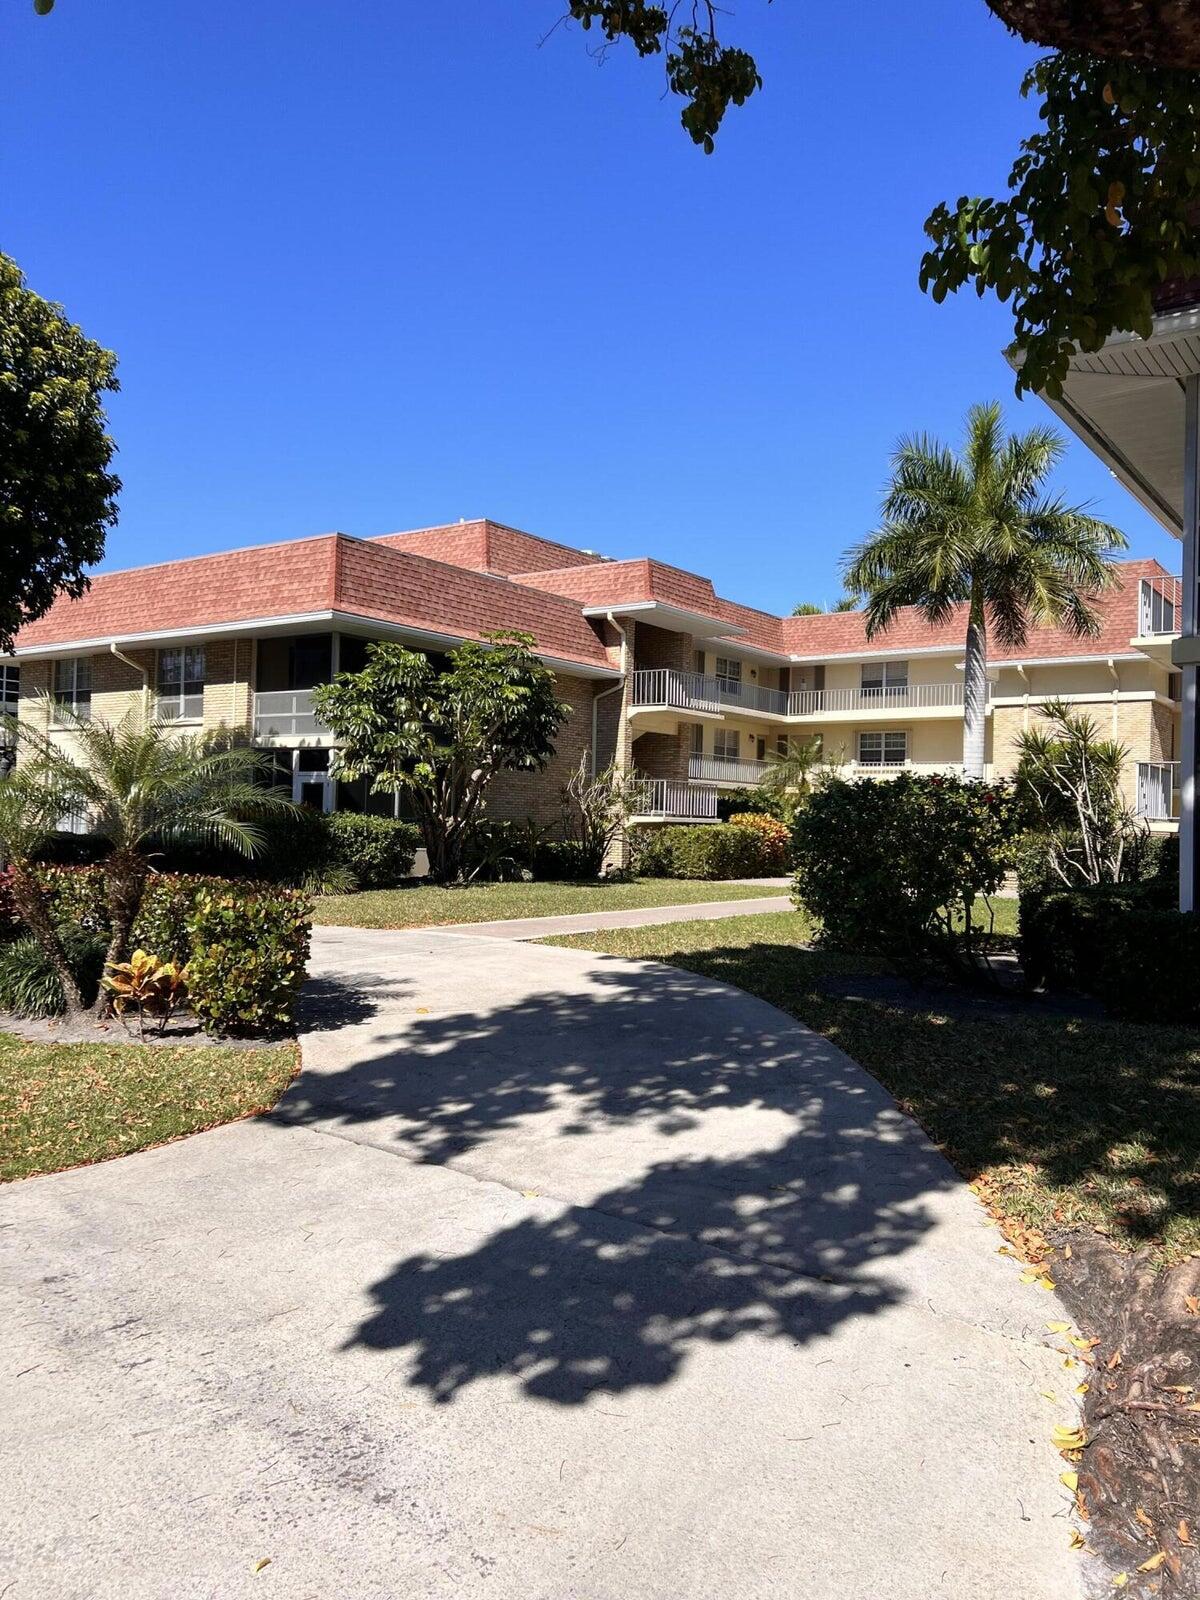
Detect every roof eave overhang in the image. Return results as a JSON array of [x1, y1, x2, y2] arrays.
[[12, 609, 620, 681], [1011, 304, 1200, 539], [581, 601, 747, 639]]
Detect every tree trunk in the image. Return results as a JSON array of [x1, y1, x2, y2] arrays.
[[96, 848, 148, 1017], [8, 861, 86, 1019], [963, 595, 988, 781]]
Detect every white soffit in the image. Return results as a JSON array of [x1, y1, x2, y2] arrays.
[[1024, 309, 1200, 539]]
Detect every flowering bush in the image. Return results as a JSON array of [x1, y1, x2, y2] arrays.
[[728, 812, 790, 874], [792, 773, 1019, 976]]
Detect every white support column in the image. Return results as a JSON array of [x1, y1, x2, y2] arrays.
[[1179, 375, 1200, 913]]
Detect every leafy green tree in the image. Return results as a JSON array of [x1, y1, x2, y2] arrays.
[[16, 710, 292, 1011], [791, 602, 823, 616], [843, 402, 1126, 780], [0, 253, 120, 653], [311, 632, 569, 884], [922, 54, 1200, 398]]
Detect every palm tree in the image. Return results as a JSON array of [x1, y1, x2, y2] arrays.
[[843, 402, 1127, 779], [760, 736, 828, 801], [17, 708, 295, 1014], [0, 770, 89, 1017]]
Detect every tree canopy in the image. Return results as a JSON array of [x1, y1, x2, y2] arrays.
[[311, 633, 569, 883], [0, 253, 120, 653]]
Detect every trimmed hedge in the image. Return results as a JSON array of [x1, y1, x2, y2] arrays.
[[631, 823, 768, 880], [1021, 884, 1200, 1023], [187, 884, 312, 1037], [729, 812, 790, 874], [323, 813, 419, 889]]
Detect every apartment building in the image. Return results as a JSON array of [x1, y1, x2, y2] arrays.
[[6, 519, 1184, 829]]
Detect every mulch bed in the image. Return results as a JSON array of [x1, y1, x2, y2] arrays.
[[0, 1010, 277, 1050], [1050, 1235, 1200, 1592]]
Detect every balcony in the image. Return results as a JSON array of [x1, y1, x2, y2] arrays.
[[253, 689, 329, 744], [631, 669, 790, 718], [688, 754, 772, 786], [789, 681, 982, 717], [632, 669, 983, 721], [1136, 760, 1180, 821], [629, 777, 719, 822], [1138, 577, 1182, 638]]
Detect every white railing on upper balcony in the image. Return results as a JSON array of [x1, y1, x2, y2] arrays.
[[788, 681, 983, 716], [632, 669, 983, 719], [631, 669, 790, 717], [1136, 761, 1179, 820], [630, 778, 719, 820], [688, 754, 772, 785], [1138, 577, 1182, 637], [253, 689, 327, 741]]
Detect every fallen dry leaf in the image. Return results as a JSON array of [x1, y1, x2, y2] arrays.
[[1069, 1528, 1086, 1550], [1046, 1321, 1072, 1334], [1136, 1508, 1154, 1531], [1184, 1295, 1199, 1315], [1139, 1552, 1167, 1573], [253, 1558, 272, 1574], [1075, 1383, 1090, 1395], [1070, 1336, 1101, 1351], [1179, 1521, 1192, 1547], [1106, 1351, 1123, 1371], [1060, 1470, 1079, 1492], [1038, 1275, 1056, 1290], [1052, 1423, 1087, 1453], [1040, 1390, 1058, 1402], [1112, 1575, 1128, 1589]]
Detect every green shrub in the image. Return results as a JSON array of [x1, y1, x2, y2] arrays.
[[629, 823, 766, 880], [185, 885, 312, 1037], [531, 839, 601, 880], [728, 812, 790, 873], [792, 773, 1019, 973], [323, 813, 419, 889], [0, 927, 107, 1017], [1021, 885, 1200, 1022]]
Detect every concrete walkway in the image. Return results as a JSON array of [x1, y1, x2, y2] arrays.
[[0, 929, 1082, 1600], [436, 891, 792, 940]]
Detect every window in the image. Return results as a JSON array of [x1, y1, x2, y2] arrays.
[[157, 646, 205, 721], [714, 727, 739, 759], [857, 731, 907, 767], [1169, 671, 1183, 702], [53, 658, 91, 721], [0, 664, 17, 721], [861, 660, 908, 695], [694, 650, 706, 675], [715, 657, 742, 696], [776, 734, 789, 758], [691, 723, 704, 755]]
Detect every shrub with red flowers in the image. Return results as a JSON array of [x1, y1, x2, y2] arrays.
[[728, 811, 790, 874], [791, 772, 1020, 977]]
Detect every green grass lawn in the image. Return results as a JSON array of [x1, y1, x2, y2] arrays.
[[314, 877, 789, 929], [0, 1033, 299, 1182], [545, 910, 1200, 1266]]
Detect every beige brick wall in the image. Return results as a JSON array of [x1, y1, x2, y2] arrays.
[[484, 673, 596, 827], [202, 638, 254, 734]]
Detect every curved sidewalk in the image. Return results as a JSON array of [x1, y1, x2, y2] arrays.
[[0, 928, 1083, 1599]]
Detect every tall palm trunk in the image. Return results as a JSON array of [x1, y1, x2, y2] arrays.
[[96, 847, 148, 1016], [963, 589, 989, 781], [8, 861, 86, 1019]]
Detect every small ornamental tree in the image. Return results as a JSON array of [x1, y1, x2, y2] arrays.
[[311, 632, 569, 884], [0, 253, 121, 653], [792, 772, 1020, 977]]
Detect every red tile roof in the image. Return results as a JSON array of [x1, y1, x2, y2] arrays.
[[12, 516, 1173, 675], [373, 520, 605, 576]]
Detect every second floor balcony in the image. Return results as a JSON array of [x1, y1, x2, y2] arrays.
[[1138, 576, 1182, 638], [253, 688, 331, 744], [632, 669, 985, 721]]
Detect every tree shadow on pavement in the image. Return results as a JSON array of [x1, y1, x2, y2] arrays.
[[281, 950, 962, 1403]]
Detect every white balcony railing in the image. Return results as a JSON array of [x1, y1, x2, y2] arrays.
[[630, 778, 720, 821], [1136, 760, 1180, 820], [688, 754, 772, 786], [1138, 577, 1182, 638], [632, 669, 982, 720], [788, 681, 982, 716], [631, 669, 790, 717], [253, 689, 327, 742]]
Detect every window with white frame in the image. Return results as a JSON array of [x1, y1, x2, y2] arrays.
[[715, 656, 742, 694], [714, 727, 739, 759], [157, 646, 205, 721], [53, 658, 91, 722], [857, 730, 907, 766], [861, 660, 909, 696], [691, 723, 704, 754], [0, 664, 17, 722]]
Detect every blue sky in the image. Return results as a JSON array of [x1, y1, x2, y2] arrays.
[[3, 0, 1179, 612]]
